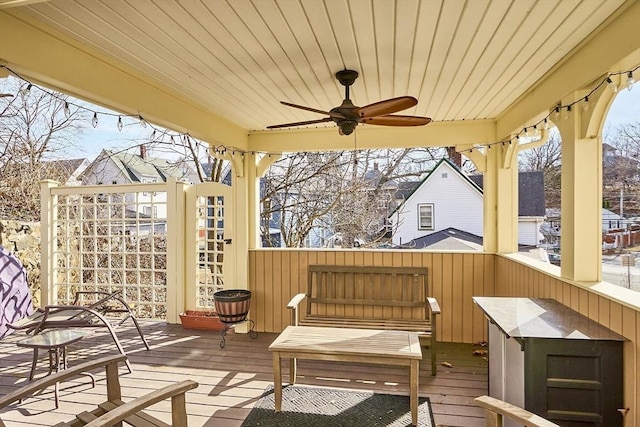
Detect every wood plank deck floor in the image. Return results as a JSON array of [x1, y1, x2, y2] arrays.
[[0, 321, 488, 426]]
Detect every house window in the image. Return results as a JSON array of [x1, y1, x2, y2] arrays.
[[143, 206, 158, 218], [418, 203, 434, 230]]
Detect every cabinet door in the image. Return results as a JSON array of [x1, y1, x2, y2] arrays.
[[524, 338, 623, 427]]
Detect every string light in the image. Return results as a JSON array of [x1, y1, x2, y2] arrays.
[[19, 83, 32, 101], [627, 71, 635, 91], [2, 63, 637, 160]]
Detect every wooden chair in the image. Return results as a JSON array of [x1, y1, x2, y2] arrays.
[[0, 354, 198, 427]]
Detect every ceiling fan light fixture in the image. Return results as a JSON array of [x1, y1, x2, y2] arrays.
[[268, 69, 431, 135]]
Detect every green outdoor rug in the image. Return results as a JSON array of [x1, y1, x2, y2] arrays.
[[241, 385, 435, 427]]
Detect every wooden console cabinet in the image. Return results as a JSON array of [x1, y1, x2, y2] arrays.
[[473, 297, 625, 427]]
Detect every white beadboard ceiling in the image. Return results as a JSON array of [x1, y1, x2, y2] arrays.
[[3, 0, 628, 131]]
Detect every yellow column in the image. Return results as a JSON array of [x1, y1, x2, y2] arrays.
[[555, 91, 605, 282], [483, 144, 519, 254]]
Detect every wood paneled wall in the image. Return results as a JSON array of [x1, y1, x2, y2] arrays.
[[249, 249, 638, 426], [248, 249, 494, 344], [495, 255, 639, 427]]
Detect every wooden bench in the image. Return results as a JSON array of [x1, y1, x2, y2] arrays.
[[287, 265, 441, 375], [0, 354, 198, 427]]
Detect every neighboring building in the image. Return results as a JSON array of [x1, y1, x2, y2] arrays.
[[391, 159, 484, 246], [469, 170, 546, 246], [45, 158, 90, 186], [390, 159, 546, 248], [79, 147, 200, 233]]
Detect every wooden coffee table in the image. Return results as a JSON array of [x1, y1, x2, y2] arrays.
[[269, 326, 423, 426]]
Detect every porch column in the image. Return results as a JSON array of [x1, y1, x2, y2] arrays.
[[483, 144, 519, 254], [555, 88, 607, 282]]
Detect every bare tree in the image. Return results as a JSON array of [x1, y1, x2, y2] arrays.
[[603, 120, 640, 217], [519, 133, 562, 208], [262, 148, 443, 248], [0, 78, 87, 219]]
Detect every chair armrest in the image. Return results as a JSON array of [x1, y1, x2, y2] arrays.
[[287, 293, 307, 309], [287, 293, 307, 326], [0, 355, 127, 409], [427, 297, 441, 315], [474, 395, 560, 427], [83, 380, 199, 427]]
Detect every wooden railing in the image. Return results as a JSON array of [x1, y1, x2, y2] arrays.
[[474, 396, 560, 427]]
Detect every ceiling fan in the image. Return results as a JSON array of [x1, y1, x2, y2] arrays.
[[267, 69, 431, 135]]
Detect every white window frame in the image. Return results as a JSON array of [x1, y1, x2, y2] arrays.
[[418, 203, 434, 230]]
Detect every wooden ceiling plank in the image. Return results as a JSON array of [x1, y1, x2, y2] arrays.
[[350, 1, 380, 104], [416, 0, 465, 118], [269, 1, 336, 115], [479, 0, 623, 120], [406, 1, 440, 104], [442, 0, 514, 119], [393, 0, 420, 98], [373, 0, 395, 101], [428, 0, 491, 120], [445, 0, 536, 120]]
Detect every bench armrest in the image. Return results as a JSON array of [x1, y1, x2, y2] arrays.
[[474, 395, 560, 427], [83, 380, 199, 427], [0, 355, 127, 409], [287, 293, 307, 326], [427, 297, 441, 315]]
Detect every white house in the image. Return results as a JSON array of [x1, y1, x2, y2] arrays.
[[391, 159, 546, 248], [79, 147, 199, 231]]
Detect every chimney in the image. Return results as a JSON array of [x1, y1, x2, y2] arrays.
[[140, 145, 147, 159], [446, 147, 461, 167]]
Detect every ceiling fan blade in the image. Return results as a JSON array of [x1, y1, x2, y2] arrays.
[[356, 96, 418, 118], [361, 115, 432, 126], [267, 117, 334, 129], [280, 101, 344, 119]]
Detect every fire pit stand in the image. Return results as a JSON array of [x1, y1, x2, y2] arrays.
[[213, 289, 258, 348]]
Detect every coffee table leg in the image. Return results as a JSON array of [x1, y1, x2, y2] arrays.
[[410, 360, 419, 426], [290, 358, 296, 384], [272, 352, 282, 412]]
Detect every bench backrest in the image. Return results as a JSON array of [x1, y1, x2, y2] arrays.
[[306, 265, 429, 320]]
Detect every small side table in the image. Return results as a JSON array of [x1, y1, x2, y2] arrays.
[[16, 329, 94, 407]]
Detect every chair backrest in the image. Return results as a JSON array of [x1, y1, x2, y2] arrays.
[[0, 245, 34, 338]]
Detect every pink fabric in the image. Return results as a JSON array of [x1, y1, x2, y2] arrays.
[[0, 246, 34, 338]]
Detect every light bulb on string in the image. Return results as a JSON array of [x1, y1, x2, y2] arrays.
[[532, 125, 540, 138], [554, 106, 561, 121], [606, 77, 617, 93], [563, 105, 571, 121], [117, 116, 123, 131], [544, 118, 549, 130], [170, 136, 175, 146], [139, 115, 147, 128], [626, 71, 635, 91], [20, 83, 32, 101], [150, 130, 156, 140], [63, 101, 71, 118], [583, 96, 590, 112], [92, 112, 99, 128]]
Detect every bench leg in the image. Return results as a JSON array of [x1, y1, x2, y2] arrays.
[[272, 352, 282, 412], [410, 360, 419, 426]]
